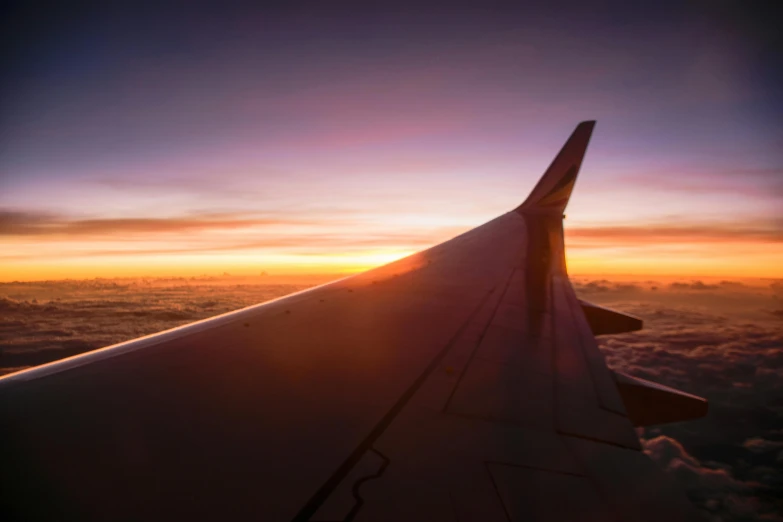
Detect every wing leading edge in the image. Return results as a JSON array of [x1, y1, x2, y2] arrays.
[[0, 122, 706, 521]]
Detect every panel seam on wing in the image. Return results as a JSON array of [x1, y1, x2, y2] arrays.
[[442, 269, 519, 414]]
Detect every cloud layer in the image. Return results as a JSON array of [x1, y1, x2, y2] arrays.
[[0, 278, 304, 372], [575, 277, 783, 520], [1, 276, 781, 519]]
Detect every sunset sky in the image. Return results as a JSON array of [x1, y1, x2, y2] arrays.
[[1, 2, 780, 281]]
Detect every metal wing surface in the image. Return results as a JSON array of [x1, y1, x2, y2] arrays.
[[0, 121, 706, 521]]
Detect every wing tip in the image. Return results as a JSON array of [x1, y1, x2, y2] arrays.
[[515, 120, 596, 215]]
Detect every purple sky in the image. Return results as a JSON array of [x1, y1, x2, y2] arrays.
[[1, 2, 781, 279]]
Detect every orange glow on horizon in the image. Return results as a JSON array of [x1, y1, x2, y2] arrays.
[[2, 238, 780, 283], [0, 249, 416, 283]]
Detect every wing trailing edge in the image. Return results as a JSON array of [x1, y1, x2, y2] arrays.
[[515, 120, 595, 215], [612, 371, 708, 426], [579, 299, 643, 335]]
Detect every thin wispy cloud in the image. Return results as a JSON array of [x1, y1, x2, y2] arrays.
[[0, 210, 326, 237], [0, 234, 458, 261], [566, 222, 783, 246], [616, 168, 783, 198]]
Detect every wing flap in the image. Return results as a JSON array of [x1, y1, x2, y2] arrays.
[[579, 299, 643, 335], [613, 370, 708, 426]]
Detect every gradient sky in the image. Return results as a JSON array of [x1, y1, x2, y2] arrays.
[[1, 2, 781, 281]]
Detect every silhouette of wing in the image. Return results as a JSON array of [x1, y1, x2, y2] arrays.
[[0, 122, 706, 521]]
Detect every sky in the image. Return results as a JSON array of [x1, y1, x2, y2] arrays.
[[1, 1, 781, 281]]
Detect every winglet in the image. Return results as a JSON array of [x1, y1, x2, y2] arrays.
[[515, 120, 595, 215]]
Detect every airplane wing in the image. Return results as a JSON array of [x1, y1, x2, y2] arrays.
[[0, 121, 707, 521]]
